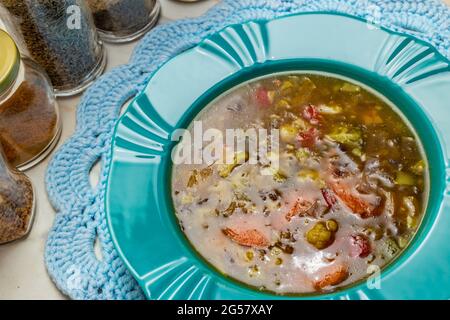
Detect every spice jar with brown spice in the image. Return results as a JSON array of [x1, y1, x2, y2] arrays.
[[0, 142, 35, 245], [0, 30, 61, 170]]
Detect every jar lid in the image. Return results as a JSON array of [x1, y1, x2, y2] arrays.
[[0, 30, 20, 94]]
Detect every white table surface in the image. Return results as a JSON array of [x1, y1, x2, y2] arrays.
[[0, 0, 219, 300], [0, 0, 449, 300]]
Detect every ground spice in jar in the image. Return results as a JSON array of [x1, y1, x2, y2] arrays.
[[0, 0, 104, 93], [87, 0, 157, 34], [0, 80, 58, 168], [0, 164, 34, 244]]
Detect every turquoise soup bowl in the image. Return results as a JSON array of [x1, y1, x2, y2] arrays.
[[106, 12, 450, 300]]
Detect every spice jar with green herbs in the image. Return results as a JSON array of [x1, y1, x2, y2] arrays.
[[0, 0, 106, 96], [0, 30, 61, 170], [0, 143, 35, 245], [87, 0, 161, 43]]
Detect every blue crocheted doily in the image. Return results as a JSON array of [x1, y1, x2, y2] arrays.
[[45, 0, 450, 300]]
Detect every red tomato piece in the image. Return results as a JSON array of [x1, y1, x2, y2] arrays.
[[255, 87, 271, 107], [297, 127, 320, 148], [349, 234, 371, 258], [321, 188, 337, 209], [303, 104, 320, 125]]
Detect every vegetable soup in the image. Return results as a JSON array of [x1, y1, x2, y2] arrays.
[[171, 74, 427, 294]]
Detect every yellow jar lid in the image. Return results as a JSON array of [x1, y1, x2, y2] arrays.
[[0, 30, 20, 94]]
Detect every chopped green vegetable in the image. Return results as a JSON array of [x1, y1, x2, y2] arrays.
[[235, 151, 249, 164], [407, 216, 418, 229], [332, 84, 341, 92], [275, 99, 290, 109], [187, 167, 213, 187], [380, 238, 400, 258], [295, 148, 311, 162], [326, 125, 362, 148], [410, 160, 425, 175], [340, 83, 361, 93], [280, 124, 298, 143], [199, 167, 212, 179], [218, 151, 249, 178], [222, 201, 237, 217], [352, 148, 362, 157], [260, 165, 287, 183], [292, 118, 309, 130], [395, 171, 416, 186], [326, 219, 339, 232], [218, 164, 235, 178], [397, 236, 409, 249], [234, 191, 250, 201], [187, 172, 198, 188], [245, 250, 254, 261], [363, 226, 384, 240], [298, 169, 320, 181], [273, 171, 287, 183], [280, 80, 294, 92], [299, 76, 317, 92], [306, 221, 335, 250]]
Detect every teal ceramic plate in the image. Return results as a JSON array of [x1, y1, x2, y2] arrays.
[[106, 13, 450, 300]]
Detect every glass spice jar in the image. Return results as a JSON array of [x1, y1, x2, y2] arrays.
[[0, 30, 61, 170], [0, 0, 106, 97], [86, 0, 161, 43], [0, 143, 35, 245]]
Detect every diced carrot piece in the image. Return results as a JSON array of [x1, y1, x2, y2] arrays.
[[222, 228, 269, 248], [314, 265, 349, 290], [285, 198, 315, 221], [331, 183, 381, 218]]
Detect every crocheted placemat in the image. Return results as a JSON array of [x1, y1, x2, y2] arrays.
[[45, 0, 450, 300]]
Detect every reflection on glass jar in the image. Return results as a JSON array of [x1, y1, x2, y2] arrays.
[[0, 0, 106, 96], [87, 0, 161, 43], [0, 30, 61, 170]]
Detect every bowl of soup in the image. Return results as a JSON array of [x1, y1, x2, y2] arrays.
[[106, 13, 450, 299], [171, 73, 427, 294]]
